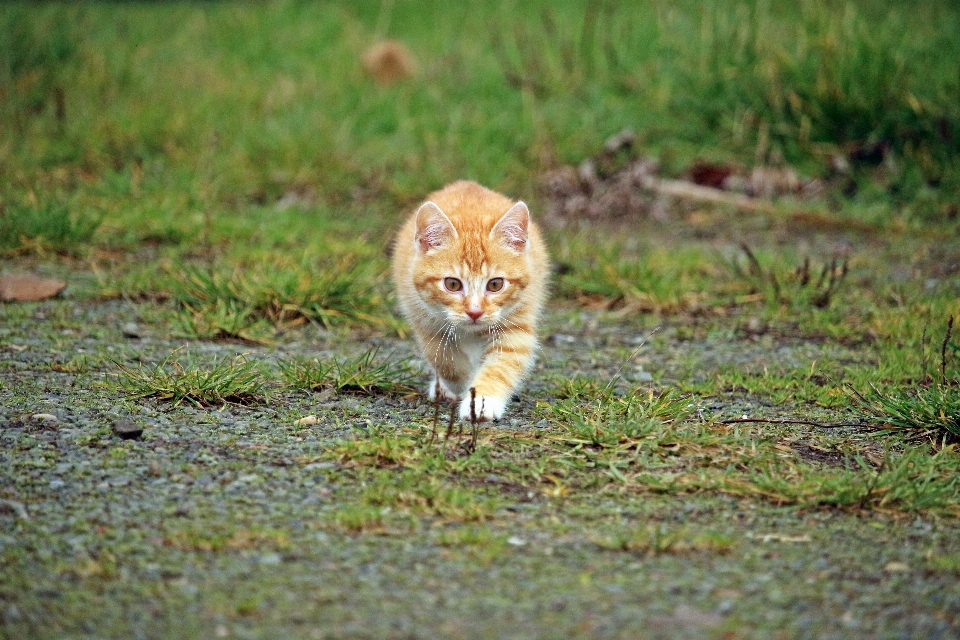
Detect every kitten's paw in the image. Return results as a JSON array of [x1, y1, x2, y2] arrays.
[[459, 395, 506, 422], [427, 379, 457, 402]]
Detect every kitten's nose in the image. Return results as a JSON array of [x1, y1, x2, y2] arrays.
[[466, 308, 483, 322]]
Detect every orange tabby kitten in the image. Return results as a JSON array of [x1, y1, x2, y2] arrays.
[[391, 181, 549, 421]]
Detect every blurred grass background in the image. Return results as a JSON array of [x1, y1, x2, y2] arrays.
[[1, 0, 958, 349], [2, 0, 958, 235]]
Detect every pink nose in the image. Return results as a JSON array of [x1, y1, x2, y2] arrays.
[[466, 308, 483, 322]]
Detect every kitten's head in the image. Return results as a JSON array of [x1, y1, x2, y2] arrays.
[[411, 199, 532, 331]]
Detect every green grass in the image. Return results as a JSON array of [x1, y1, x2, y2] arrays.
[[5, 4, 960, 635], [729, 245, 849, 311], [2, 0, 960, 531], [856, 382, 960, 438], [280, 347, 420, 396], [2, 0, 959, 250], [170, 256, 393, 340], [591, 525, 736, 556], [113, 352, 267, 407], [553, 241, 722, 312], [853, 317, 960, 438], [0, 199, 102, 253]]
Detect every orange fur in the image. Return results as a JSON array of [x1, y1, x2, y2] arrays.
[[391, 181, 549, 421]]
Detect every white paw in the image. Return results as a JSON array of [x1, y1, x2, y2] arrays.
[[458, 395, 506, 422], [427, 379, 457, 402]]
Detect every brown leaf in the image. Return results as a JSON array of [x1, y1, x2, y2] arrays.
[[362, 41, 417, 85], [0, 274, 67, 302]]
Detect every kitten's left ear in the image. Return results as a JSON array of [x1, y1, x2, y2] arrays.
[[491, 201, 530, 253], [415, 201, 457, 253]]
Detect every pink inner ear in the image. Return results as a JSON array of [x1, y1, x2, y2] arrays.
[[415, 202, 455, 253], [492, 201, 529, 252]]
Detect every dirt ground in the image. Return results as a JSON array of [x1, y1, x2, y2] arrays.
[[2, 218, 960, 639]]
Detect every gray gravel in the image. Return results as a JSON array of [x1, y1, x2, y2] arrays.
[[1, 297, 959, 639]]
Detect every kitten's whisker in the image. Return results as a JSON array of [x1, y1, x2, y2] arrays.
[[499, 317, 525, 331]]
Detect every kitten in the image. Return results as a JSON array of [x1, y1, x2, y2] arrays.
[[391, 181, 549, 421]]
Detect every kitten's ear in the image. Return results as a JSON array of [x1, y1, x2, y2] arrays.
[[414, 201, 457, 253], [491, 201, 530, 253]]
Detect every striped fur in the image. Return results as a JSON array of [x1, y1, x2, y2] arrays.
[[391, 181, 549, 421]]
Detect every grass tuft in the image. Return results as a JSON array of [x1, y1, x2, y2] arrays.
[[0, 200, 102, 254], [546, 385, 696, 451], [171, 257, 393, 340], [361, 471, 497, 522], [114, 351, 267, 407], [279, 347, 419, 396], [731, 244, 849, 310], [855, 383, 960, 439], [854, 317, 960, 438], [592, 526, 736, 556], [553, 243, 717, 313]]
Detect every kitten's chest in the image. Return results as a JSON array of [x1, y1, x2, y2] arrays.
[[458, 329, 493, 368]]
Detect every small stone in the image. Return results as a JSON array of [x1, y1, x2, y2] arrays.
[[507, 536, 526, 546], [0, 273, 66, 302], [4, 604, 21, 623], [112, 420, 144, 440], [31, 413, 58, 423], [295, 415, 319, 425], [121, 322, 142, 339], [884, 561, 910, 573], [48, 479, 66, 490]]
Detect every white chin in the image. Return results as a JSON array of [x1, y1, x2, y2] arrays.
[[458, 320, 487, 332]]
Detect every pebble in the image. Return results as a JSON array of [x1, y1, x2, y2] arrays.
[[4, 604, 21, 623], [121, 322, 142, 339], [507, 536, 526, 546], [31, 413, 59, 423], [112, 420, 144, 440], [295, 415, 319, 425]]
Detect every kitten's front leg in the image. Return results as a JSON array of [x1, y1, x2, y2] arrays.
[[458, 327, 537, 421], [422, 331, 472, 402]]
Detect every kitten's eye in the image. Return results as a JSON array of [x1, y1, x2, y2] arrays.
[[486, 278, 505, 292], [443, 277, 463, 292]]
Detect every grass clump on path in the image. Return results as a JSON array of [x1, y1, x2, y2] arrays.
[[172, 256, 393, 341], [114, 352, 267, 407], [855, 317, 960, 439], [280, 347, 419, 397]]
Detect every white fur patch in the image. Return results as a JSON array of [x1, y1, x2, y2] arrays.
[[427, 378, 457, 402], [458, 395, 506, 421]]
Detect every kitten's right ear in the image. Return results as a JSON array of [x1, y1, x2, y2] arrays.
[[414, 201, 457, 253]]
